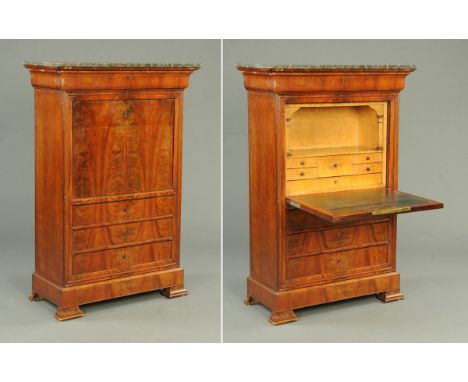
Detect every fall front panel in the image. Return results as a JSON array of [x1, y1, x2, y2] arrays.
[[72, 98, 175, 198]]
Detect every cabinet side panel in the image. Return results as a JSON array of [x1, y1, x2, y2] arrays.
[[35, 89, 64, 285], [248, 92, 279, 289]]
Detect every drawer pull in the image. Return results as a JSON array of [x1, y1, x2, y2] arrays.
[[300, 161, 305, 166], [300, 171, 305, 176], [332, 163, 338, 168], [366, 167, 371, 172], [366, 156, 371, 160], [372, 206, 411, 215]]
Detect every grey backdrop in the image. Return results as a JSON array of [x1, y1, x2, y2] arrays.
[[223, 40, 467, 342], [0, 40, 220, 342]]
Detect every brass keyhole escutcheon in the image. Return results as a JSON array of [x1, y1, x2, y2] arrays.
[[123, 107, 133, 120], [300, 161, 305, 166], [122, 208, 127, 213]]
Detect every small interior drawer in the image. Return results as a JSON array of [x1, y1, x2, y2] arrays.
[[287, 222, 389, 258], [318, 156, 352, 177], [286, 167, 318, 181], [352, 162, 383, 175], [286, 157, 319, 169], [72, 241, 174, 278], [286, 244, 389, 281], [351, 152, 382, 164], [73, 196, 174, 227], [72, 218, 173, 253]]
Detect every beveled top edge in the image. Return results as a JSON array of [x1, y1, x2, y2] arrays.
[[24, 62, 201, 71], [236, 64, 416, 73]]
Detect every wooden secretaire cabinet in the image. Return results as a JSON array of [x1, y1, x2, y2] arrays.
[[237, 64, 443, 325], [25, 63, 199, 320]]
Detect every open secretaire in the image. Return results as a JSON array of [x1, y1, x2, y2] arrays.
[[237, 64, 443, 325]]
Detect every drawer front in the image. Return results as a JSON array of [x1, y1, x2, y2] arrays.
[[286, 173, 383, 195], [286, 167, 318, 181], [286, 245, 389, 281], [287, 222, 389, 258], [72, 196, 174, 227], [72, 218, 173, 253], [318, 156, 352, 177], [351, 162, 383, 175], [72, 241, 174, 278], [286, 157, 319, 169], [351, 152, 382, 164]]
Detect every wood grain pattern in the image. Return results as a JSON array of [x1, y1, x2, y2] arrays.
[[72, 99, 174, 198], [31, 267, 186, 319], [246, 272, 401, 313], [25, 64, 197, 320], [72, 196, 174, 227], [239, 65, 443, 324], [247, 92, 280, 290]]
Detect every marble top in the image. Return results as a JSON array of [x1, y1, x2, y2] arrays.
[[24, 62, 201, 70], [236, 64, 416, 72]]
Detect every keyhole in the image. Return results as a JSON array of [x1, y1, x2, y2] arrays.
[[366, 156, 371, 161], [300, 171, 305, 176], [332, 163, 338, 168], [366, 167, 371, 172]]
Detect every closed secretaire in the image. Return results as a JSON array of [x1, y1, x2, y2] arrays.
[[25, 62, 199, 320], [237, 64, 443, 325]]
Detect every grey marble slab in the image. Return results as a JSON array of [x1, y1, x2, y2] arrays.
[[24, 62, 201, 69], [236, 64, 416, 72]]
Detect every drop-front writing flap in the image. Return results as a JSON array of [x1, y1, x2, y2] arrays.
[[286, 189, 443, 223]]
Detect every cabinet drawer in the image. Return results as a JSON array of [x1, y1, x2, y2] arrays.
[[72, 196, 174, 227], [72, 218, 173, 252], [287, 222, 389, 258], [351, 152, 382, 164], [286, 244, 388, 281], [72, 241, 174, 277], [286, 157, 319, 169], [318, 156, 353, 177], [286, 168, 318, 181], [352, 162, 383, 175], [286, 173, 383, 195], [72, 99, 175, 198]]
